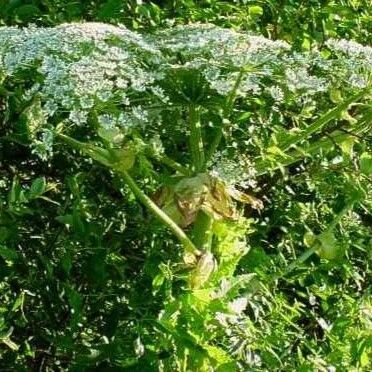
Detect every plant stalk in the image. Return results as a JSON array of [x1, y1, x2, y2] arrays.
[[192, 211, 214, 252], [120, 170, 199, 255], [188, 104, 205, 173], [148, 151, 191, 176], [279, 89, 368, 151], [255, 118, 370, 176], [187, 103, 214, 251], [206, 69, 245, 162]]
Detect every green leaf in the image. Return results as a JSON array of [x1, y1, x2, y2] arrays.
[[13, 5, 41, 21], [0, 245, 19, 261], [22, 96, 46, 141], [72, 209, 86, 236], [2, 338, 19, 351], [329, 88, 343, 103], [61, 252, 73, 275], [203, 344, 234, 364], [216, 363, 237, 372], [97, 126, 124, 144], [256, 118, 369, 175], [301, 37, 311, 51], [9, 177, 23, 204], [191, 289, 214, 303], [97, 0, 122, 21], [29, 177, 46, 199], [360, 152, 372, 175], [0, 227, 9, 243], [152, 273, 165, 292], [316, 231, 340, 260], [66, 288, 83, 311], [55, 214, 73, 226], [248, 5, 263, 16], [360, 348, 369, 368], [303, 232, 317, 248], [11, 292, 24, 312], [339, 137, 355, 158], [267, 146, 292, 159], [0, 327, 19, 351]]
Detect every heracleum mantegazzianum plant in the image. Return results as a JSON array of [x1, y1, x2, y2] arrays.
[[0, 23, 371, 370]]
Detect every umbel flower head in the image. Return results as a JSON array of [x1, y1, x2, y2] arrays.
[[0, 22, 161, 128], [0, 22, 370, 160]]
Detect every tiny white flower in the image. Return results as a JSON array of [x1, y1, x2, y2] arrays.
[[98, 114, 116, 129], [43, 101, 58, 116], [132, 106, 148, 121], [97, 90, 112, 102], [245, 350, 262, 367], [317, 317, 332, 332], [69, 110, 88, 125], [215, 312, 229, 327], [116, 78, 128, 89], [228, 297, 248, 314], [134, 337, 145, 357], [268, 85, 284, 102], [80, 96, 94, 109], [309, 294, 317, 306]]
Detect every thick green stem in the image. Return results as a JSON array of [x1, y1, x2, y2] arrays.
[[225, 69, 245, 115], [147, 150, 191, 176], [192, 211, 213, 252], [279, 89, 368, 152], [206, 69, 245, 162], [120, 170, 199, 255], [188, 104, 205, 173], [158, 154, 191, 176], [57, 132, 199, 255], [187, 103, 214, 251], [255, 118, 370, 176], [279, 246, 318, 278]]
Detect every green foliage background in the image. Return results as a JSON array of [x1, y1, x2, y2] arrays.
[[1, 0, 371, 44], [0, 1, 371, 371]]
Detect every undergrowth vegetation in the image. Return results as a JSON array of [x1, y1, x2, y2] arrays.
[[0, 2, 371, 371]]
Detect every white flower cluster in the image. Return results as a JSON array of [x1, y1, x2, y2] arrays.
[[326, 38, 372, 62], [210, 151, 258, 189], [155, 23, 290, 97], [156, 24, 371, 101], [268, 86, 285, 103], [285, 67, 328, 94], [0, 22, 160, 129], [325, 38, 371, 89], [155, 23, 290, 67], [0, 22, 370, 161]]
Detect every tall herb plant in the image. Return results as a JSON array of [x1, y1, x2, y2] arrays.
[[0, 23, 371, 370]]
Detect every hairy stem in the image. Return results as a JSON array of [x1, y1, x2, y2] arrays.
[[279, 89, 368, 151], [148, 151, 191, 176], [121, 170, 199, 255], [188, 104, 205, 173], [255, 117, 370, 176], [206, 69, 245, 162], [192, 211, 213, 252], [187, 103, 214, 251]]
